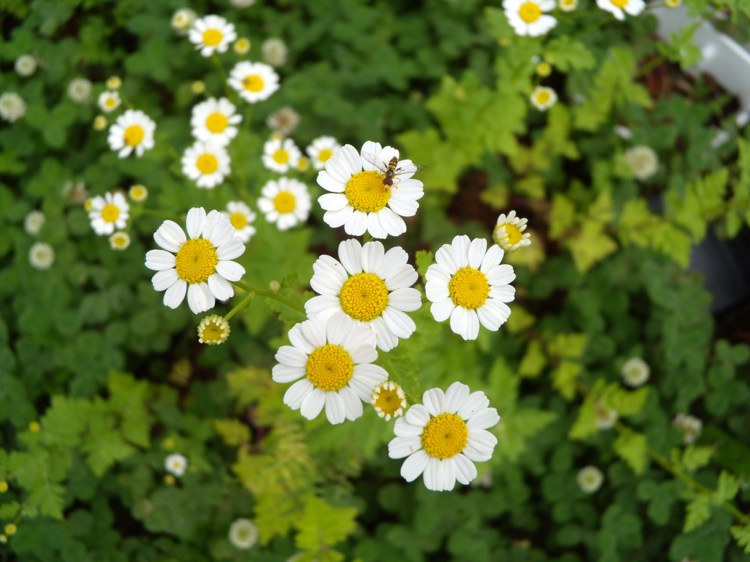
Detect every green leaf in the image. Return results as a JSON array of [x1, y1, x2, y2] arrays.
[[565, 221, 618, 273], [519, 340, 546, 378], [613, 429, 648, 474], [684, 496, 711, 532], [545, 37, 596, 72], [680, 445, 715, 472], [214, 419, 251, 446], [731, 521, 750, 553], [548, 193, 577, 240], [552, 360, 580, 401], [605, 385, 649, 417], [712, 471, 739, 504], [415, 250, 434, 279], [294, 496, 358, 553]]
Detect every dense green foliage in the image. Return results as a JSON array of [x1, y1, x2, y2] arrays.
[[2, 0, 750, 560]]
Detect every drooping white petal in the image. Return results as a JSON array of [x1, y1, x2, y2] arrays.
[[186, 207, 207, 239], [400, 450, 430, 482], [324, 391, 346, 425], [208, 273, 234, 301], [154, 220, 187, 253], [388, 436, 422, 459], [284, 378, 313, 409], [300, 387, 326, 420], [467, 408, 501, 430], [453, 453, 478, 485], [152, 269, 179, 292], [187, 282, 215, 314], [163, 279, 187, 309], [145, 249, 176, 271], [450, 306, 479, 340], [275, 345, 308, 368]]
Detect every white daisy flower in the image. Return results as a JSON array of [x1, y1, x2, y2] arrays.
[[97, 91, 121, 113], [306, 136, 340, 170], [372, 381, 407, 421], [107, 109, 156, 158], [93, 116, 107, 131], [673, 414, 702, 445], [577, 466, 604, 493], [304, 238, 422, 351], [129, 184, 148, 202], [171, 8, 197, 33], [262, 137, 301, 173], [257, 177, 311, 230], [665, 0, 681, 7], [24, 210, 45, 235], [559, 0, 578, 11], [272, 314, 389, 424], [425, 235, 515, 341], [625, 145, 658, 180], [262, 37, 288, 67], [530, 86, 557, 111], [181, 141, 231, 189], [234, 38, 251, 55], [197, 314, 231, 345], [503, 0, 557, 37], [145, 207, 246, 314], [228, 518, 258, 549], [15, 55, 36, 77], [106, 76, 121, 90], [89, 191, 130, 235], [316, 140, 424, 239], [0, 92, 26, 123], [188, 15, 236, 57], [225, 201, 256, 242], [621, 357, 650, 387], [493, 210, 531, 251], [29, 242, 55, 270], [266, 106, 300, 136], [165, 453, 188, 477], [388, 382, 500, 492], [68, 78, 92, 104], [597, 0, 646, 19], [228, 61, 279, 104], [109, 231, 131, 251], [190, 97, 241, 146]]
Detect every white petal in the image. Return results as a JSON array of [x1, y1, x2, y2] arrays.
[[215, 260, 245, 282], [423, 458, 442, 491], [283, 378, 313, 409], [361, 241, 385, 273], [464, 428, 498, 461], [430, 298, 455, 322], [338, 238, 363, 275], [444, 382, 470, 414], [275, 345, 308, 368], [208, 274, 233, 301], [382, 308, 416, 339], [450, 235, 471, 267], [216, 237, 245, 261], [388, 436, 422, 459], [480, 245, 505, 272], [384, 264, 418, 291], [453, 454, 477, 485], [425, 280, 449, 302], [186, 207, 206, 239], [339, 386, 363, 421], [400, 450, 430, 482], [299, 317, 327, 349], [467, 408, 501, 430], [317, 170, 346, 193], [318, 193, 348, 211], [324, 392, 346, 425], [388, 288, 422, 312], [378, 207, 406, 237], [324, 206, 353, 229], [489, 285, 516, 303], [435, 244, 459, 273], [485, 264, 516, 285], [366, 212, 388, 239], [152, 269, 178, 292], [300, 388, 326, 420], [467, 238, 487, 269], [450, 307, 479, 340], [404, 404, 430, 427], [187, 282, 215, 314], [477, 300, 511, 331], [344, 210, 368, 236], [154, 221, 186, 253], [304, 294, 341, 321], [457, 391, 491, 419], [393, 418, 425, 438], [422, 387, 446, 416], [325, 313, 352, 345], [271, 364, 305, 383], [145, 249, 176, 271], [163, 279, 187, 309]]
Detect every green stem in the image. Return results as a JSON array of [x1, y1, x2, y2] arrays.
[[224, 291, 255, 322], [233, 281, 305, 312], [212, 54, 234, 99]]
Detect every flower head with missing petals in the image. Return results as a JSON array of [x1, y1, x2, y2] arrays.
[[425, 235, 515, 341], [198, 314, 231, 345], [145, 208, 246, 314], [493, 210, 531, 251], [388, 382, 500, 491], [305, 238, 422, 351], [372, 381, 407, 421], [272, 314, 388, 424]]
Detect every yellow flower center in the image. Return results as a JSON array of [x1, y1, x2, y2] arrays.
[[305, 344, 354, 391], [273, 149, 290, 164], [519, 1, 542, 23], [318, 148, 333, 163], [101, 203, 120, 223], [536, 62, 552, 77], [374, 386, 404, 417], [111, 234, 129, 248], [124, 124, 144, 147], [202, 28, 224, 47], [494, 223, 523, 246], [174, 238, 218, 284], [205, 112, 229, 133], [243, 75, 264, 92], [273, 192, 296, 213], [345, 170, 391, 213], [421, 413, 469, 459], [105, 97, 117, 108], [200, 319, 227, 343], [611, 0, 628, 7], [196, 153, 219, 174], [535, 90, 551, 105], [339, 272, 389, 322], [130, 185, 147, 201], [449, 267, 490, 310], [229, 211, 248, 229]]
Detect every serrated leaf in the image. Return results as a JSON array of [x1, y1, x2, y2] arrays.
[[415, 250, 434, 279], [681, 445, 714, 471], [684, 496, 711, 532], [214, 419, 251, 446], [552, 360, 580, 401], [519, 340, 546, 378], [731, 521, 750, 553], [712, 471, 739, 504], [294, 496, 357, 552], [613, 429, 648, 474]]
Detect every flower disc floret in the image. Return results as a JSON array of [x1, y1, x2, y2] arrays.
[[372, 381, 406, 420], [421, 413, 469, 459], [175, 238, 218, 283], [198, 314, 231, 345], [306, 344, 354, 391], [448, 267, 490, 310], [339, 273, 390, 321], [345, 171, 391, 212], [493, 210, 531, 251], [531, 86, 557, 111]]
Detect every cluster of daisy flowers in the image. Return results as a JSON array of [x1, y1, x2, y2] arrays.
[[86, 184, 148, 250]]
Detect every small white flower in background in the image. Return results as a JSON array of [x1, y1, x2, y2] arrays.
[[262, 137, 301, 173], [273, 314, 388, 424], [67, 77, 92, 104], [231, 0, 257, 7], [559, 0, 578, 11], [109, 231, 131, 251], [224, 201, 256, 242], [165, 453, 188, 477], [234, 38, 251, 55], [306, 136, 340, 170], [665, 0, 682, 7], [108, 109, 156, 158], [106, 76, 121, 90], [262, 37, 288, 67], [372, 381, 407, 421], [625, 145, 658, 180], [257, 177, 311, 230], [493, 210, 531, 251], [191, 81, 206, 95], [181, 141, 231, 189], [228, 61, 279, 103], [614, 125, 633, 140], [228, 518, 258, 550], [595, 402, 618, 430], [89, 192, 130, 235], [577, 466, 604, 493], [530, 86, 557, 111], [0, 92, 27, 123], [266, 106, 301, 136], [425, 235, 515, 341], [145, 207, 246, 314], [503, 0, 557, 36], [388, 382, 500, 492], [673, 414, 702, 445], [97, 91, 121, 113], [171, 8, 197, 33], [24, 211, 45, 235], [189, 15, 236, 57], [621, 357, 650, 387], [29, 242, 55, 270], [15, 55, 37, 77], [190, 97, 242, 146], [305, 238, 422, 351], [597, 0, 645, 20], [93, 115, 107, 130], [316, 140, 425, 238], [129, 184, 148, 202], [197, 314, 231, 345], [62, 180, 88, 205]]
